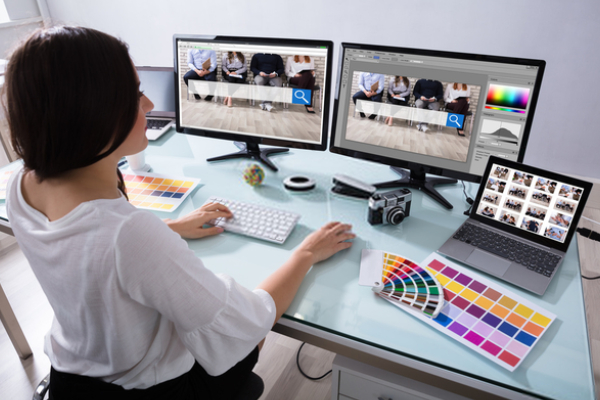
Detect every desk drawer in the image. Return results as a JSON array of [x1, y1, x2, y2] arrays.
[[338, 370, 440, 400]]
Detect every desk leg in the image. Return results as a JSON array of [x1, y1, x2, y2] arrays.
[[0, 283, 32, 359]]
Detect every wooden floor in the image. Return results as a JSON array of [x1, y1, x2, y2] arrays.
[[180, 91, 322, 143], [345, 105, 470, 163], [1, 206, 600, 399]]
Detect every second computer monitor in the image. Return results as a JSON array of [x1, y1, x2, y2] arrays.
[[173, 35, 333, 171], [329, 42, 545, 208]]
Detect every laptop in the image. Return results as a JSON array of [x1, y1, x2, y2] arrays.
[[438, 156, 593, 295], [136, 66, 175, 141]]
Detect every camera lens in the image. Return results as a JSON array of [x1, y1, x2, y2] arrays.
[[386, 207, 405, 225]]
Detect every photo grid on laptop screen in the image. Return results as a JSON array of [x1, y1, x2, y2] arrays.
[[476, 164, 584, 243]]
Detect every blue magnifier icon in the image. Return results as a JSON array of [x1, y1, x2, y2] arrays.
[[446, 113, 464, 128], [294, 90, 309, 104]]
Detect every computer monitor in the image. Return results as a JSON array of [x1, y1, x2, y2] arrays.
[[329, 42, 545, 209], [173, 35, 333, 171]]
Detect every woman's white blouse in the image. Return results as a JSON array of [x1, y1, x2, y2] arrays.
[[6, 167, 276, 389]]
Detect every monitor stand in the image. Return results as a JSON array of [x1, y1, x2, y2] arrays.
[[206, 141, 289, 172], [373, 166, 457, 210]]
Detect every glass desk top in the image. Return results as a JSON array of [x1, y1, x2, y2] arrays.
[[1, 130, 594, 399]]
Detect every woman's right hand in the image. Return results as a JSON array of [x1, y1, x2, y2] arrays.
[[294, 222, 355, 265]]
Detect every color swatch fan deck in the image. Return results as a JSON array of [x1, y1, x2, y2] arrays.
[[123, 172, 200, 212], [361, 250, 444, 318]]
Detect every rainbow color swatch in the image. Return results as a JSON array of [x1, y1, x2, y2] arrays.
[[372, 252, 444, 318], [486, 84, 530, 110], [123, 172, 200, 212], [418, 253, 555, 371], [484, 106, 526, 114]]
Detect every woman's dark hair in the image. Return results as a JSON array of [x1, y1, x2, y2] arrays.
[[394, 76, 409, 88], [2, 26, 139, 190], [227, 51, 244, 64]]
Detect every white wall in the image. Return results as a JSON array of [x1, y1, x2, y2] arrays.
[[42, 0, 600, 179]]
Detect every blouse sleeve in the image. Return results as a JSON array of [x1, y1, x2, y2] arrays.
[[222, 54, 229, 73], [114, 211, 276, 376]]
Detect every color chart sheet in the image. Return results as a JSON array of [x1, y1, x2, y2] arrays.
[[419, 253, 555, 371], [123, 172, 200, 212]]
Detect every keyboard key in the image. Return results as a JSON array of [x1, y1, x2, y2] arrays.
[[204, 197, 300, 244], [455, 223, 562, 277]]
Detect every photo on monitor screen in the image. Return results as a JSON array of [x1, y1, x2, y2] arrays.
[[175, 36, 330, 148]]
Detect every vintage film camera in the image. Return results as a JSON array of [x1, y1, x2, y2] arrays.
[[367, 188, 412, 226]]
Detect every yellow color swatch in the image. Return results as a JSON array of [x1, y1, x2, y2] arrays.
[[147, 184, 158, 190], [475, 295, 494, 310], [531, 312, 552, 327], [435, 273, 450, 286], [137, 183, 148, 189], [160, 204, 174, 210], [460, 288, 478, 302], [162, 179, 174, 186], [173, 180, 184, 186], [182, 181, 194, 188], [446, 281, 464, 294], [498, 296, 518, 310], [514, 304, 534, 319], [149, 203, 161, 209]]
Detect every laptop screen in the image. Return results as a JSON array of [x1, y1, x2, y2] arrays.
[[136, 66, 176, 118], [475, 162, 586, 243]]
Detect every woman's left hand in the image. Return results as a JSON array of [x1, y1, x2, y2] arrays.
[[164, 202, 233, 239]]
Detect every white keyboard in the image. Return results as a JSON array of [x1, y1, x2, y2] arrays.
[[204, 197, 300, 244]]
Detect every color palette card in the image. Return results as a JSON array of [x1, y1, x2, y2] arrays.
[[419, 253, 555, 371], [123, 172, 200, 212]]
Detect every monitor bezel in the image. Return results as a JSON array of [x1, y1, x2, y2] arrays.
[[329, 42, 546, 183], [470, 156, 592, 252], [173, 34, 333, 151]]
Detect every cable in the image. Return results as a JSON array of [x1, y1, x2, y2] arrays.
[[296, 342, 332, 380], [461, 180, 474, 216], [577, 227, 600, 279], [576, 227, 600, 242], [581, 274, 600, 280]]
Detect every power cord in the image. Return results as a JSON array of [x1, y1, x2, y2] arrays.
[[461, 181, 474, 216], [576, 220, 600, 279], [296, 342, 332, 380]]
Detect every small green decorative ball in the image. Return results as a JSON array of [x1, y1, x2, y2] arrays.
[[243, 164, 265, 186]]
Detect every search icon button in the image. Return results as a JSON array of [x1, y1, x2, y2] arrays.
[[446, 113, 464, 128], [292, 88, 311, 105]]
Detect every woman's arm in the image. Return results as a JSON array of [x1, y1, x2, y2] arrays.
[[257, 222, 354, 324]]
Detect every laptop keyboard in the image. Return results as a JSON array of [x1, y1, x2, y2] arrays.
[[147, 118, 171, 130], [454, 223, 560, 277]]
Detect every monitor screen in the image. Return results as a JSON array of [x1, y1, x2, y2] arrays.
[[173, 35, 332, 171], [136, 66, 176, 118], [329, 42, 545, 208]]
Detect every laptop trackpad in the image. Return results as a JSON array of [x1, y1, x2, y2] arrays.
[[466, 249, 512, 277]]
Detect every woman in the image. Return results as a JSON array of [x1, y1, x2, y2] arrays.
[[444, 82, 471, 137], [384, 76, 410, 126], [285, 55, 316, 113], [3, 26, 354, 399], [221, 51, 247, 107]]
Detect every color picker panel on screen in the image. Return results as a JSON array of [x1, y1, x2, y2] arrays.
[[485, 84, 530, 112], [421, 253, 555, 371], [123, 172, 200, 212]]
